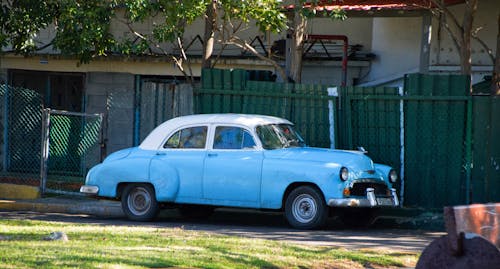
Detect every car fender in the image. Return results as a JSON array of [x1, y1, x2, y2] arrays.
[[86, 158, 151, 198], [374, 163, 394, 187], [148, 158, 180, 202], [261, 159, 341, 209]]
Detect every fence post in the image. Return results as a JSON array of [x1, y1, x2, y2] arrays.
[[399, 87, 405, 206], [327, 87, 338, 149], [40, 108, 51, 195], [99, 112, 107, 162], [133, 75, 141, 146]]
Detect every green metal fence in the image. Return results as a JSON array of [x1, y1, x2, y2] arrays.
[[196, 69, 498, 209], [337, 87, 404, 199], [471, 96, 500, 203], [402, 74, 472, 208], [197, 68, 332, 148], [0, 85, 43, 186], [339, 87, 402, 167]]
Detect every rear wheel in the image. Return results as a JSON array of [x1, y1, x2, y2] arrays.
[[121, 184, 159, 221], [284, 186, 328, 229]]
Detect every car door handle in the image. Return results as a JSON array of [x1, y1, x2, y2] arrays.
[[207, 153, 218, 157], [156, 152, 166, 156]]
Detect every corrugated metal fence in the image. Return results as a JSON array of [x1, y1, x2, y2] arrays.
[[195, 68, 499, 209], [197, 68, 332, 148]]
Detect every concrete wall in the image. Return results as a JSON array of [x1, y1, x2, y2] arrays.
[[367, 17, 422, 83], [3, 1, 498, 87], [430, 0, 498, 67], [429, 0, 498, 84], [86, 72, 135, 154]]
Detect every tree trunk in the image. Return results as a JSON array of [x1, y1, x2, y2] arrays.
[[492, 14, 500, 95], [460, 0, 478, 75], [460, 0, 477, 78], [431, 0, 478, 87], [202, 0, 216, 69], [289, 10, 306, 83]]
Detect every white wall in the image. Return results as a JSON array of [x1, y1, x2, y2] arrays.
[[4, 1, 498, 87], [430, 0, 498, 67], [429, 0, 498, 83], [86, 72, 135, 154], [366, 17, 422, 83]]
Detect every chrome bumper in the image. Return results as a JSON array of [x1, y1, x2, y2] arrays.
[[328, 188, 399, 207], [80, 185, 99, 195]]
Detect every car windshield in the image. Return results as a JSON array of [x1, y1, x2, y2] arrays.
[[256, 124, 306, 149]]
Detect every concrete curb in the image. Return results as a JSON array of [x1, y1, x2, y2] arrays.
[[0, 197, 124, 218], [0, 183, 40, 199]]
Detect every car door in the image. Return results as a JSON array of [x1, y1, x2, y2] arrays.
[[202, 125, 263, 207], [151, 125, 208, 201]]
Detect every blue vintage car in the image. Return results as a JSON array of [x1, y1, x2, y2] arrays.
[[81, 114, 399, 229]]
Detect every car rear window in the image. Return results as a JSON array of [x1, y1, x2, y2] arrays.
[[164, 126, 207, 149]]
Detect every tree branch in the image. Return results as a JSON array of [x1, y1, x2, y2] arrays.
[[225, 36, 287, 82], [441, 18, 462, 55], [427, 0, 462, 33], [472, 34, 495, 63], [177, 37, 194, 85], [120, 19, 193, 83]]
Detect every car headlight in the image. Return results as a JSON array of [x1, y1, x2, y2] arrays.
[[340, 167, 349, 181], [389, 169, 398, 183]]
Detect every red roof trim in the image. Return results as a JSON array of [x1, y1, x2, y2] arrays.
[[286, 0, 465, 11]]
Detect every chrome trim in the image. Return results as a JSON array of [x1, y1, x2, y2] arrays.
[[80, 185, 99, 194], [366, 188, 376, 206], [328, 197, 374, 207], [391, 188, 400, 206], [328, 187, 399, 208]]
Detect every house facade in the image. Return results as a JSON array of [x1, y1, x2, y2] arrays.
[[0, 0, 498, 154]]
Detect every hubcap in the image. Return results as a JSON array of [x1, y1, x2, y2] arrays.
[[127, 187, 151, 216], [292, 194, 317, 223]]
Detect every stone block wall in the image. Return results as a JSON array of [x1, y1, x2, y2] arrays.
[[85, 72, 135, 155]]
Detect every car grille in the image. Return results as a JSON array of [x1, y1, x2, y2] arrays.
[[350, 182, 389, 196]]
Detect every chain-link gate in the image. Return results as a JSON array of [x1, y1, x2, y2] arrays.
[[41, 109, 104, 195]]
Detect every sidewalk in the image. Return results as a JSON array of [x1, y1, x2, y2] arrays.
[[0, 195, 124, 218]]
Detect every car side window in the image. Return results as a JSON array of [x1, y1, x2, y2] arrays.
[[164, 126, 207, 149], [213, 126, 256, 150]]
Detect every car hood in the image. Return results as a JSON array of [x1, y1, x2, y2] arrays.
[[264, 147, 375, 171]]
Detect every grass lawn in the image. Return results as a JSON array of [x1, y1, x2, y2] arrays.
[[0, 219, 418, 269]]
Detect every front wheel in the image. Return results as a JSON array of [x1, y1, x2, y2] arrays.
[[121, 184, 159, 221], [285, 186, 328, 229]]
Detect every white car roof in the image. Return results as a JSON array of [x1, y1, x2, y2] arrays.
[[139, 113, 292, 150]]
